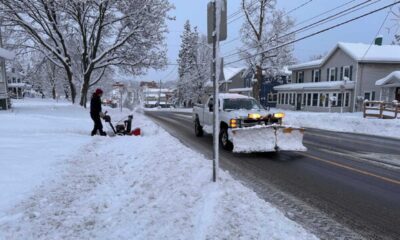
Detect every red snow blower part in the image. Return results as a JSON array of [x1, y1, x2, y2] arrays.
[[103, 112, 141, 136]]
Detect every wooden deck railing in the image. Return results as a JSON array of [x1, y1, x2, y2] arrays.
[[363, 101, 400, 119]]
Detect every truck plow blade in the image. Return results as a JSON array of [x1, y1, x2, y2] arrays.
[[276, 127, 307, 152], [230, 126, 307, 153]]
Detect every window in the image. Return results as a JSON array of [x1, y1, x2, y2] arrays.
[[12, 77, 16, 83], [329, 68, 336, 81], [297, 71, 304, 83], [307, 93, 312, 106], [289, 93, 292, 105], [325, 93, 329, 107], [285, 93, 288, 104], [332, 93, 337, 106], [302, 93, 306, 105], [319, 93, 325, 107], [364, 92, 371, 101], [338, 93, 343, 107], [280, 93, 284, 104], [342, 66, 350, 80], [345, 92, 350, 107], [312, 93, 318, 106], [268, 93, 277, 103], [313, 69, 320, 82], [17, 78, 21, 83]]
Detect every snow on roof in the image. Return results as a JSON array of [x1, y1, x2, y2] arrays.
[[228, 87, 253, 93], [0, 48, 15, 60], [274, 81, 355, 91], [376, 71, 400, 87], [289, 59, 323, 70], [338, 42, 400, 62], [219, 93, 252, 99], [224, 67, 246, 80], [290, 42, 400, 71]]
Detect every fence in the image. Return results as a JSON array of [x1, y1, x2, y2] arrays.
[[363, 101, 400, 119]]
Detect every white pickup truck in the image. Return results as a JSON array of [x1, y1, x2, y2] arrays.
[[193, 93, 306, 153]]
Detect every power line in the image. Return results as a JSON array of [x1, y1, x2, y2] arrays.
[[225, 1, 400, 66], [223, 0, 381, 60], [361, 8, 391, 60], [222, 0, 315, 47]]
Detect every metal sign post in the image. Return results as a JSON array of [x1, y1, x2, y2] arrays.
[[207, 0, 227, 182]]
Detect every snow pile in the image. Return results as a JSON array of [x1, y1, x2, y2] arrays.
[[274, 108, 400, 139], [0, 98, 317, 239]]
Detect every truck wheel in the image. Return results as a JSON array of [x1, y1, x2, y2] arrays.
[[194, 118, 203, 137], [220, 127, 233, 151]]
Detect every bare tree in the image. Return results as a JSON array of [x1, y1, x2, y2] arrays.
[[1, 0, 173, 107], [1, 0, 78, 102], [66, 0, 173, 107], [240, 0, 295, 101]]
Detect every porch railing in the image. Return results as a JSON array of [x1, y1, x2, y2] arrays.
[[363, 100, 400, 119]]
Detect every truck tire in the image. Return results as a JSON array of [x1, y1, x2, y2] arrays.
[[194, 118, 203, 137], [220, 126, 233, 151]]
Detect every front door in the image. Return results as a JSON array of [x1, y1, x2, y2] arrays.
[[296, 94, 302, 110], [396, 88, 400, 101]]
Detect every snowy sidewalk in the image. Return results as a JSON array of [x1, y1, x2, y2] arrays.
[[0, 99, 317, 239]]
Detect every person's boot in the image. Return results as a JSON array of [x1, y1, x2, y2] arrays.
[[100, 131, 107, 136], [91, 130, 97, 136]]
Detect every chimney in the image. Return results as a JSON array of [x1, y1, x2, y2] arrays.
[[374, 35, 383, 46]]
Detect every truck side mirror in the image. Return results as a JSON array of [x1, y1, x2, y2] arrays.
[[208, 103, 213, 112]]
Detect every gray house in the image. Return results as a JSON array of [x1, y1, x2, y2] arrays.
[[0, 48, 15, 110], [274, 39, 400, 112]]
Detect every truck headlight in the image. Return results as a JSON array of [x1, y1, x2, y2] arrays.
[[248, 113, 261, 119], [230, 119, 238, 128], [273, 112, 285, 119]]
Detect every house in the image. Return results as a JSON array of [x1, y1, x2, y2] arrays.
[[6, 64, 27, 99], [0, 47, 15, 110], [220, 67, 247, 93], [375, 71, 400, 102], [141, 87, 174, 108], [274, 38, 400, 112], [223, 66, 291, 107]]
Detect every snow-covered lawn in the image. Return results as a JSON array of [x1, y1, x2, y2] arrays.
[[0, 99, 317, 239], [272, 108, 400, 139]]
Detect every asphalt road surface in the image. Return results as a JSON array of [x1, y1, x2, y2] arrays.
[[145, 110, 400, 240]]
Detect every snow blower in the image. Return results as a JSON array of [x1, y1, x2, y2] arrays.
[[103, 112, 141, 136]]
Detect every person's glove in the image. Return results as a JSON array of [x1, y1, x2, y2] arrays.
[[99, 112, 105, 118]]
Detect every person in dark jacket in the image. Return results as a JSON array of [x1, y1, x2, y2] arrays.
[[90, 88, 106, 136]]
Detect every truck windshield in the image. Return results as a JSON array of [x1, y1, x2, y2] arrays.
[[223, 98, 261, 111]]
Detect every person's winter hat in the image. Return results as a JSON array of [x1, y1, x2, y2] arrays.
[[95, 88, 103, 95]]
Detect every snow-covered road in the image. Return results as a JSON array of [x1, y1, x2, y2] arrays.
[[0, 99, 317, 239]]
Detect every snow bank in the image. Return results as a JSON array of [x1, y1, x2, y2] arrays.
[[0, 99, 317, 239], [274, 108, 400, 139]]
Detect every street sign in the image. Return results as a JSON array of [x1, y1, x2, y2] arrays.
[[207, 0, 227, 44]]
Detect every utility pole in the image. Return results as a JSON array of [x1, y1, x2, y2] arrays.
[[212, 0, 219, 182], [208, 0, 227, 182]]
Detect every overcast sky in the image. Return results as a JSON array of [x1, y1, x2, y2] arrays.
[[138, 0, 398, 83]]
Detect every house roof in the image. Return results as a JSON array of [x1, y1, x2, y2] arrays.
[[0, 48, 15, 60], [274, 81, 355, 91], [376, 71, 400, 87], [224, 67, 246, 81], [289, 42, 400, 71]]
